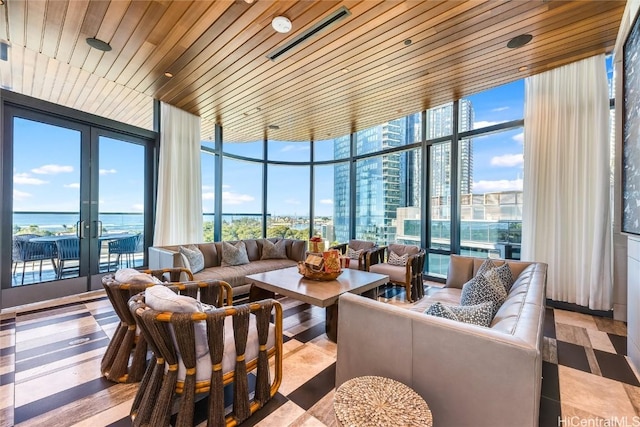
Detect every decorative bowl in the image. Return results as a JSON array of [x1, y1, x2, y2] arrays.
[[297, 262, 342, 281]]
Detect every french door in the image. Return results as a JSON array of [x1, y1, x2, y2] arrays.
[[2, 101, 156, 306]]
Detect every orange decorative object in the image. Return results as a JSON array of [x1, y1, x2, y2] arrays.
[[322, 249, 341, 273]]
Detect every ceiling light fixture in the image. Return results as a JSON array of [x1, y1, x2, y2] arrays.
[[268, 124, 280, 130], [86, 37, 112, 52], [272, 16, 292, 33], [404, 39, 412, 46], [341, 68, 349, 73], [518, 66, 528, 72], [507, 34, 533, 49], [164, 72, 174, 78]]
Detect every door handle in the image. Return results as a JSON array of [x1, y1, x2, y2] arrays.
[[96, 220, 103, 237], [77, 221, 85, 239]]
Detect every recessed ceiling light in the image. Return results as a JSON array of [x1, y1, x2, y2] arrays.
[[272, 16, 292, 33], [341, 68, 349, 73], [268, 124, 280, 130], [86, 37, 111, 52], [164, 72, 173, 78], [507, 34, 533, 49], [404, 39, 412, 46], [518, 66, 528, 72]]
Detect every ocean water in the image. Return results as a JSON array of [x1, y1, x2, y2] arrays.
[[13, 212, 144, 233]]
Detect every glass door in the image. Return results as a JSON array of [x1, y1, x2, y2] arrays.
[[3, 105, 155, 303]]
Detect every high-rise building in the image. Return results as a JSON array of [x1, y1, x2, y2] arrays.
[[333, 114, 421, 244], [427, 100, 474, 196]]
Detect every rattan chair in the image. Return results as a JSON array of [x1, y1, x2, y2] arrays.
[[101, 268, 232, 383], [55, 237, 80, 279], [367, 244, 426, 302], [128, 293, 283, 427], [108, 234, 141, 270]]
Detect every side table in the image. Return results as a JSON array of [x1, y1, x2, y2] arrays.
[[333, 376, 433, 426]]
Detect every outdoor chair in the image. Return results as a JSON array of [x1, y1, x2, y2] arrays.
[[128, 291, 283, 427], [12, 234, 57, 284], [55, 237, 80, 279], [101, 268, 232, 383], [367, 244, 426, 302], [330, 239, 380, 271], [108, 234, 141, 270]]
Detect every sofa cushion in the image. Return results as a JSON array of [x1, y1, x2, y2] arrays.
[[194, 259, 297, 288], [260, 239, 288, 260], [445, 255, 475, 289], [460, 273, 507, 316], [244, 239, 260, 261], [369, 263, 406, 283], [388, 251, 408, 266], [221, 241, 250, 266], [388, 243, 419, 257], [197, 243, 219, 268], [425, 301, 493, 327], [179, 244, 205, 273]]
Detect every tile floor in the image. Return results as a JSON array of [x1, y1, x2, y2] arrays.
[[0, 284, 638, 427]]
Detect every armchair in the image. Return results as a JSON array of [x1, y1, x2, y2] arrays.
[[101, 268, 232, 383], [128, 292, 283, 427], [330, 239, 378, 271], [367, 244, 426, 302]]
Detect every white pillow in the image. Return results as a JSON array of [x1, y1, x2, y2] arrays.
[[145, 284, 203, 313], [115, 268, 162, 284], [179, 245, 205, 273]]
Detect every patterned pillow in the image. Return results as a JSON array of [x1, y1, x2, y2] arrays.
[[493, 263, 515, 292], [221, 241, 250, 266], [460, 273, 507, 317], [260, 239, 288, 260], [347, 248, 363, 260], [425, 301, 493, 327], [179, 245, 205, 273], [388, 251, 408, 266], [476, 258, 497, 276]]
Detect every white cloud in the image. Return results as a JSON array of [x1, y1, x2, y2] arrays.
[[99, 168, 117, 175], [490, 153, 523, 167], [492, 107, 509, 112], [474, 120, 500, 129], [222, 191, 254, 205], [512, 132, 524, 143], [31, 164, 74, 174], [202, 185, 214, 191], [14, 173, 47, 185], [131, 203, 144, 212], [222, 184, 231, 189], [320, 199, 333, 205], [64, 183, 80, 189], [281, 144, 310, 152], [285, 198, 301, 205], [13, 189, 31, 200], [473, 178, 523, 192], [202, 192, 215, 200]]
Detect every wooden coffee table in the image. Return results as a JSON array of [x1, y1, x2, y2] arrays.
[[247, 266, 388, 342]]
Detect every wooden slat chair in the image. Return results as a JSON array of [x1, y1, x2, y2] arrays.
[[330, 239, 378, 271], [128, 293, 283, 427], [367, 244, 426, 302], [101, 268, 232, 383]]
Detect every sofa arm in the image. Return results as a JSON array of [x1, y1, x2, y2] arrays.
[[336, 293, 542, 427], [148, 246, 186, 270]]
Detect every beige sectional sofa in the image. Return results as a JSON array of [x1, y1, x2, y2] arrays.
[[336, 254, 548, 427], [148, 238, 307, 297]]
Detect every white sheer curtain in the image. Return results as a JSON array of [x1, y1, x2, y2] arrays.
[[154, 102, 203, 246], [522, 54, 612, 310]]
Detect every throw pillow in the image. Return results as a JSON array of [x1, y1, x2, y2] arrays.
[[179, 245, 205, 273], [494, 263, 515, 292], [347, 247, 363, 260], [388, 251, 408, 266], [476, 258, 497, 276], [425, 301, 493, 327], [115, 268, 162, 284], [460, 273, 507, 317], [145, 284, 203, 313], [261, 239, 288, 260], [221, 241, 250, 266]]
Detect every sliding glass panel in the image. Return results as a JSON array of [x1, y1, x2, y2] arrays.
[[222, 158, 263, 240], [266, 165, 309, 239], [98, 136, 145, 272], [460, 128, 523, 259], [12, 118, 81, 285], [426, 103, 454, 138]]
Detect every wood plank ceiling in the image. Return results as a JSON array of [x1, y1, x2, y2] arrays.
[[0, 0, 626, 142]]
